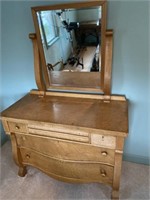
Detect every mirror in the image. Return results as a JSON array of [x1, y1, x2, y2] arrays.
[[32, 1, 107, 92], [38, 7, 101, 72]]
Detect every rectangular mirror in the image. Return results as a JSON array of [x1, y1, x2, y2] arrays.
[[32, 1, 107, 93]]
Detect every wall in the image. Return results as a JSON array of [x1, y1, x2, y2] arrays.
[[1, 1, 35, 145], [1, 1, 149, 164], [0, 0, 75, 145], [76, 7, 101, 22], [107, 1, 149, 164], [1, 11, 6, 144]]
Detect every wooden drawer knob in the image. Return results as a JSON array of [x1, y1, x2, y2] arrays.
[[100, 169, 106, 177], [26, 154, 30, 159], [15, 125, 20, 130], [101, 151, 108, 156]]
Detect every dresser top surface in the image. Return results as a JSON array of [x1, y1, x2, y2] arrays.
[[1, 93, 128, 134]]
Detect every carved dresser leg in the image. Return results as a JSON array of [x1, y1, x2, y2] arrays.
[[10, 133, 27, 177], [18, 166, 27, 177], [111, 137, 125, 200], [111, 190, 119, 200]]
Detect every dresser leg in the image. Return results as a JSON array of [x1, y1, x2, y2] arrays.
[[10, 133, 27, 177], [18, 166, 27, 177], [111, 190, 119, 200], [112, 137, 124, 200]]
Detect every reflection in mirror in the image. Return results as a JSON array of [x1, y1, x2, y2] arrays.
[[37, 7, 101, 73]]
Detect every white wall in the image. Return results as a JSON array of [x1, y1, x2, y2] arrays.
[[42, 9, 77, 70], [76, 7, 101, 22]]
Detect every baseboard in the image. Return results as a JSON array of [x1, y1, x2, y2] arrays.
[[123, 153, 149, 165]]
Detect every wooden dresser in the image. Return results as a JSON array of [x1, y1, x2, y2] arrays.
[[1, 1, 129, 199], [1, 92, 128, 199]]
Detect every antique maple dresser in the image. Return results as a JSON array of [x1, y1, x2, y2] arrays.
[[1, 1, 128, 199]]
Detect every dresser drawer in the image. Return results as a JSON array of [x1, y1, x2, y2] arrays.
[[16, 134, 115, 165], [91, 134, 116, 149], [28, 128, 89, 143], [20, 147, 113, 185], [8, 121, 27, 133]]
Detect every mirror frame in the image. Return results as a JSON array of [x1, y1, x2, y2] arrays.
[[31, 0, 107, 93]]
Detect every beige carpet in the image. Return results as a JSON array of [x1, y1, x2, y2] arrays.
[[0, 141, 149, 200]]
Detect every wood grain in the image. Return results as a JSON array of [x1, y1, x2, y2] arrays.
[[10, 133, 27, 177], [1, 93, 128, 134], [28, 129, 89, 143], [16, 133, 115, 165], [1, 91, 128, 200], [91, 134, 116, 149], [8, 121, 27, 133], [20, 147, 113, 185], [49, 71, 101, 91], [103, 30, 113, 95], [30, 90, 127, 101], [1, 120, 9, 134], [29, 33, 46, 91], [112, 137, 125, 199]]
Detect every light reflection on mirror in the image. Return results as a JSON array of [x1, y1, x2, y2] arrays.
[[37, 7, 101, 73]]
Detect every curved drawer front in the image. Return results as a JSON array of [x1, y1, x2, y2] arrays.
[[20, 147, 113, 185], [16, 134, 115, 165]]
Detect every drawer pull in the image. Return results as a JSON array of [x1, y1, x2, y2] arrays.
[[26, 154, 30, 159], [101, 151, 108, 156], [100, 169, 106, 177], [15, 125, 20, 130]]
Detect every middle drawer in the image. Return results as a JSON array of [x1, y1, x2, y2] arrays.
[[16, 133, 115, 165]]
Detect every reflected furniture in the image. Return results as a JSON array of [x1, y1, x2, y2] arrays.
[[75, 20, 100, 46], [1, 1, 128, 199]]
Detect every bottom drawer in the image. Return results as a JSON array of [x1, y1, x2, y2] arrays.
[[20, 147, 113, 185]]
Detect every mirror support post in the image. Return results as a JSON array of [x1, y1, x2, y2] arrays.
[[100, 1, 107, 92], [29, 33, 46, 91], [103, 30, 113, 95]]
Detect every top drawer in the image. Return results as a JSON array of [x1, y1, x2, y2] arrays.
[[28, 122, 90, 144], [91, 134, 116, 149], [29, 128, 89, 143], [7, 121, 89, 143], [8, 121, 27, 133], [6, 121, 116, 149]]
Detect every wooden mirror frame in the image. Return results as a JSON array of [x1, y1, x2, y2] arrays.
[[31, 0, 111, 94]]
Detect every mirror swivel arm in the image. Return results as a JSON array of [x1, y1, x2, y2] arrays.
[[103, 30, 113, 96], [29, 33, 46, 92]]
